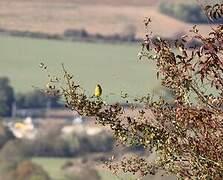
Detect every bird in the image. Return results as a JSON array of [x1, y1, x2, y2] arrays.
[[94, 84, 102, 97]]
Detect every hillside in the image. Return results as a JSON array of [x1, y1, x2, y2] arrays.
[[0, 0, 213, 39], [3, 0, 158, 6]]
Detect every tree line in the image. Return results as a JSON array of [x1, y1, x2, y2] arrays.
[[0, 77, 61, 117]]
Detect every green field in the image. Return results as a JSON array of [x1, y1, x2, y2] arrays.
[[32, 157, 137, 180], [32, 157, 69, 180], [32, 157, 175, 180], [0, 35, 159, 102]]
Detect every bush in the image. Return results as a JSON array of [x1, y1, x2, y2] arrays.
[[0, 140, 50, 179], [31, 131, 114, 157], [33, 137, 71, 157], [0, 138, 50, 179], [0, 122, 114, 158], [0, 140, 31, 168], [5, 160, 50, 180], [82, 132, 114, 153], [62, 133, 81, 156], [35, 123, 79, 157]]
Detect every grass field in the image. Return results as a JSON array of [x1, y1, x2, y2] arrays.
[[32, 157, 175, 180], [32, 158, 69, 180], [0, 35, 159, 102], [32, 157, 136, 180]]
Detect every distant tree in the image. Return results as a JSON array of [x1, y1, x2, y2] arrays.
[[159, 1, 223, 23], [0, 77, 15, 117], [64, 29, 88, 38], [16, 90, 61, 109], [0, 123, 14, 149]]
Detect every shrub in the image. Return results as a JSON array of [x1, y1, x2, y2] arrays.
[[0, 140, 28, 165], [31, 133, 71, 157], [83, 132, 114, 153], [62, 133, 81, 156], [14, 126, 114, 157], [5, 160, 50, 180], [0, 140, 50, 179]]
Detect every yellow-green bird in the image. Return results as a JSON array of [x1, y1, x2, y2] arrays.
[[94, 84, 102, 97]]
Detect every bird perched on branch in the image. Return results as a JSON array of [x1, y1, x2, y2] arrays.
[[94, 84, 102, 97]]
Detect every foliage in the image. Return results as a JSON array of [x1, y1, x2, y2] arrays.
[[31, 133, 71, 157], [62, 133, 81, 156], [159, 1, 223, 23], [0, 77, 15, 117], [32, 131, 113, 156], [3, 125, 114, 157], [41, 2, 223, 179], [78, 132, 114, 153], [89, 133, 114, 152]]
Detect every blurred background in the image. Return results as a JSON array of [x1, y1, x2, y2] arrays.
[[0, 0, 219, 179]]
